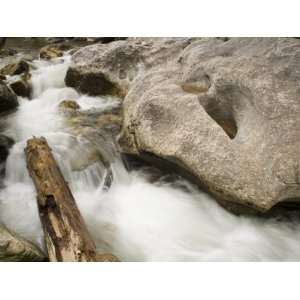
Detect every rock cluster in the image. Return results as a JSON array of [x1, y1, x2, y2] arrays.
[[39, 43, 70, 60], [0, 60, 32, 99], [0, 60, 29, 76]]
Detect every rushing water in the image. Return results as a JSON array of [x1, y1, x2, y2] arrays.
[[1, 54, 300, 261]]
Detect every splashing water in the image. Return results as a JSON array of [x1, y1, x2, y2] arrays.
[[1, 54, 300, 261]]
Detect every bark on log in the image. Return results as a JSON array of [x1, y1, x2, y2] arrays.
[[25, 137, 97, 262]]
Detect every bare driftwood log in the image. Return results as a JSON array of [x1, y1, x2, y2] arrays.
[[25, 137, 97, 262]]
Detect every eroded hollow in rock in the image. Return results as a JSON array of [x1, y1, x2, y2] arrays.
[[203, 106, 238, 139], [181, 74, 238, 139]]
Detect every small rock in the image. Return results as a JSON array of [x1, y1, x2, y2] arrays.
[[0, 60, 30, 76], [0, 225, 46, 262], [96, 114, 122, 136], [40, 43, 71, 60], [0, 134, 14, 164], [58, 100, 81, 111], [0, 134, 14, 175], [0, 82, 18, 113], [40, 47, 63, 60], [9, 75, 31, 98], [0, 48, 17, 58]]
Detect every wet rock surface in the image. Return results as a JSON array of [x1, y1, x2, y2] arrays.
[[0, 60, 30, 76], [0, 48, 18, 58], [0, 81, 18, 113], [40, 43, 71, 60], [66, 37, 300, 212], [0, 134, 14, 164], [0, 59, 32, 98], [0, 225, 46, 261], [58, 99, 81, 111], [8, 76, 31, 98]]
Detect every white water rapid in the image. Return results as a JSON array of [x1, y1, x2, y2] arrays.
[[1, 54, 300, 261]]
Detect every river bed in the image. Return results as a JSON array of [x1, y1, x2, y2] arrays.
[[1, 49, 300, 261]]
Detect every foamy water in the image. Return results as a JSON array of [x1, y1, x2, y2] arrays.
[[0, 54, 300, 261]]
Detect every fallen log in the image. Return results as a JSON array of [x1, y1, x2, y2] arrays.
[[25, 137, 97, 262]]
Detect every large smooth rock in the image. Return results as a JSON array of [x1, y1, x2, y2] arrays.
[[0, 225, 45, 261], [0, 81, 18, 113], [65, 37, 300, 213]]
